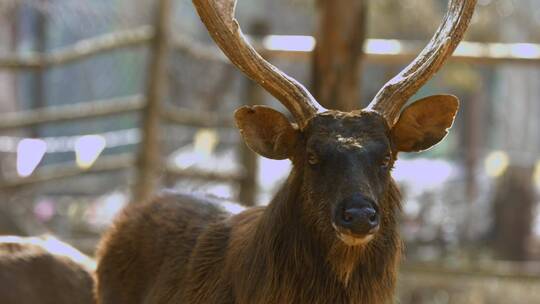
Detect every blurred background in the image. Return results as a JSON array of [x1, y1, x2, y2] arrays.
[[0, 0, 539, 302]]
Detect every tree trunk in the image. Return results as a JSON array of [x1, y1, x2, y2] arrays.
[[459, 83, 486, 242], [488, 22, 540, 259], [492, 166, 535, 260], [311, 0, 367, 110]]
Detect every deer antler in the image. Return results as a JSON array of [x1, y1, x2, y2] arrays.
[[367, 0, 477, 126], [192, 0, 325, 128]]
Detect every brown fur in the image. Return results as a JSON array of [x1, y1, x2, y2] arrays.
[[96, 161, 402, 303], [95, 100, 461, 303], [0, 235, 95, 304], [132, 0, 467, 300]]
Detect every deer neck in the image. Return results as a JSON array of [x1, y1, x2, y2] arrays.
[[251, 167, 401, 295]]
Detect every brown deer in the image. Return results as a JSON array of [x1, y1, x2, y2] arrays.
[[95, 0, 476, 303], [0, 235, 95, 304]]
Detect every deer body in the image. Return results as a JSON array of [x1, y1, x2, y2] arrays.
[[0, 236, 95, 304], [97, 166, 401, 303], [96, 0, 476, 303]]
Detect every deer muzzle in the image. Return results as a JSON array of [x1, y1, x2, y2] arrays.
[[333, 193, 380, 245]]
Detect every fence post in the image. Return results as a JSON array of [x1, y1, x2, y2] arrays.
[[133, 0, 171, 203], [237, 21, 269, 206], [237, 78, 259, 206], [312, 0, 367, 109], [30, 0, 48, 137]]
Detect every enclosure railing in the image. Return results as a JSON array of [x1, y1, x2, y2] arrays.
[[0, 0, 241, 203], [2, 27, 539, 71], [1, 0, 539, 198]]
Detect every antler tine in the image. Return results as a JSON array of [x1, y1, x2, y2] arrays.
[[192, 0, 325, 128], [367, 0, 477, 126]]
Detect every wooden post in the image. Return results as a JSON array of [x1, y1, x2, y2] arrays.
[[312, 0, 367, 110], [492, 166, 535, 260], [133, 0, 171, 203], [237, 78, 260, 206], [0, 4, 20, 220], [30, 0, 48, 137], [464, 89, 483, 204], [461, 83, 485, 242], [237, 21, 268, 206]]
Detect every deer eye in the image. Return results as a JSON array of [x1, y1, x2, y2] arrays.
[[307, 152, 319, 165], [381, 154, 392, 169]]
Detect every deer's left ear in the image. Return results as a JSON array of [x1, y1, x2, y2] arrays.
[[391, 95, 459, 152]]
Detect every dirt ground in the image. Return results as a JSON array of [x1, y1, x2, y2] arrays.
[[398, 270, 540, 304]]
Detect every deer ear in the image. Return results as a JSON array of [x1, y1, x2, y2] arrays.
[[391, 95, 459, 152], [234, 105, 299, 160]]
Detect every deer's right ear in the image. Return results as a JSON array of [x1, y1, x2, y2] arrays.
[[390, 95, 459, 152], [234, 106, 299, 160]]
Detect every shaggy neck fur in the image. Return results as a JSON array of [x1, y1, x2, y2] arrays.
[[240, 166, 402, 303]]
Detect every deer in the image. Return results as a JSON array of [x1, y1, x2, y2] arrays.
[[95, 0, 476, 303], [0, 235, 95, 304]]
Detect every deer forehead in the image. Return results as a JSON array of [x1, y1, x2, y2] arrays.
[[305, 110, 390, 143], [335, 135, 363, 149]]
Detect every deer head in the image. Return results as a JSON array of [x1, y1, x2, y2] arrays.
[[193, 0, 476, 246]]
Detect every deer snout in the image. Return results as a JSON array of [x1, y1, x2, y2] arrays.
[[334, 194, 380, 236]]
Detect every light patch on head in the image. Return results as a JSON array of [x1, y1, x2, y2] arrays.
[[335, 135, 363, 150]]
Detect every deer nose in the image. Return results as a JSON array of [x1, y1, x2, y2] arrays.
[[334, 194, 379, 235]]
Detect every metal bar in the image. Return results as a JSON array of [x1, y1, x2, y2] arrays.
[[165, 165, 244, 183], [0, 97, 236, 131], [0, 154, 244, 190], [2, 32, 539, 70], [0, 154, 134, 190], [262, 36, 540, 65], [160, 104, 233, 128], [0, 26, 153, 69], [0, 95, 144, 131]]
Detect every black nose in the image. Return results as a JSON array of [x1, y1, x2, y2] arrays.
[[334, 194, 379, 235]]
